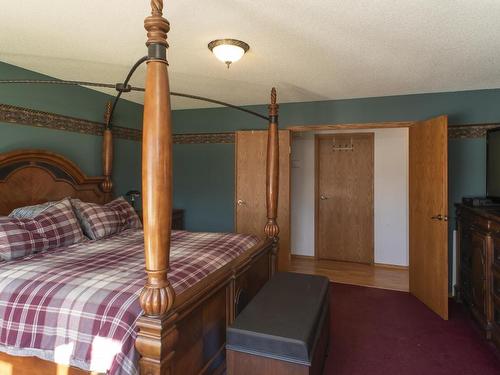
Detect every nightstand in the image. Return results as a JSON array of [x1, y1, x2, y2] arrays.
[[135, 209, 184, 230], [172, 209, 185, 230]]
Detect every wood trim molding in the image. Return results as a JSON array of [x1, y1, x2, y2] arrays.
[[288, 122, 414, 132], [374, 262, 409, 270], [291, 254, 315, 260]]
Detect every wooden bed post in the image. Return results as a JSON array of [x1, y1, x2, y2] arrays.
[[265, 88, 280, 275], [101, 101, 113, 201], [136, 1, 177, 374]]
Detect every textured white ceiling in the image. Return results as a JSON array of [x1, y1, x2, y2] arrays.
[[1, 0, 499, 109]]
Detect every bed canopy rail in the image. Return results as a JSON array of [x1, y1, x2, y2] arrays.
[[0, 83, 270, 125], [0, 79, 270, 124], [135, 1, 279, 373]]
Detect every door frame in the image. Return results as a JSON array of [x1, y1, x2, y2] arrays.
[[289, 122, 413, 132], [289, 119, 449, 319], [314, 132, 375, 262]]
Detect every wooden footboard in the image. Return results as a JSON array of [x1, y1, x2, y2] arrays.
[[137, 239, 274, 375], [0, 240, 273, 375]]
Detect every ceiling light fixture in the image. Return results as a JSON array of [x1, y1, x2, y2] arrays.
[[208, 39, 250, 69]]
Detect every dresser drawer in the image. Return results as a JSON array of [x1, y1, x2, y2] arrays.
[[460, 228, 472, 269], [493, 265, 500, 302], [493, 290, 500, 340], [493, 236, 500, 267], [469, 231, 487, 316], [493, 265, 500, 345], [463, 211, 490, 232], [494, 290, 500, 349], [460, 268, 472, 305]]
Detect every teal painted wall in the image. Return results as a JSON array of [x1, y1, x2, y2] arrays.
[[172, 89, 500, 290], [449, 138, 487, 220], [173, 143, 235, 232], [0, 61, 143, 197], [172, 88, 500, 233], [174, 89, 500, 289]]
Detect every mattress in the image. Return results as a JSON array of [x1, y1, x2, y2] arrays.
[[0, 229, 259, 374]]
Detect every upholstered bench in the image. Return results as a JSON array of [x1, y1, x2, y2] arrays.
[[226, 272, 330, 375]]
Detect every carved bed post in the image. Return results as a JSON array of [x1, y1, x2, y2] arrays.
[[101, 101, 113, 201], [135, 1, 177, 374], [264, 88, 280, 275]]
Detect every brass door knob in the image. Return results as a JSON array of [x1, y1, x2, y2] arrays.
[[431, 214, 448, 221], [320, 195, 328, 200]]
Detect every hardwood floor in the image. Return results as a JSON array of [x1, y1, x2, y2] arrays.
[[289, 256, 409, 292]]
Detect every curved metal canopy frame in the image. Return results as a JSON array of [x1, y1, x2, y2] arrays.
[[0, 56, 270, 128]]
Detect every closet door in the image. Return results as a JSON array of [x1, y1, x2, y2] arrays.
[[316, 133, 374, 263], [235, 130, 290, 271], [409, 115, 449, 320]]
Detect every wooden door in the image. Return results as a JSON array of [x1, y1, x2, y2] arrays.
[[409, 115, 449, 320], [235, 130, 291, 271], [316, 133, 374, 263]]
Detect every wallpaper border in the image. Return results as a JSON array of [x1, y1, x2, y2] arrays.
[[1, 103, 498, 142], [0, 103, 140, 141], [0, 103, 234, 144], [448, 123, 500, 139]]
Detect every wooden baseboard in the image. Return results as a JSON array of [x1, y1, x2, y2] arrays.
[[291, 254, 315, 260], [374, 262, 409, 270], [292, 256, 409, 270]]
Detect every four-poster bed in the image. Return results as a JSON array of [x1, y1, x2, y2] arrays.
[[0, 0, 280, 374]]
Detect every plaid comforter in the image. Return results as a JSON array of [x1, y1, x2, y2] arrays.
[[0, 229, 259, 374]]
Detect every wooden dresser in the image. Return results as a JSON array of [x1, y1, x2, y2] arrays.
[[456, 204, 500, 349]]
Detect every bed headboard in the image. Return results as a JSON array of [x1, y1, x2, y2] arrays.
[[0, 150, 111, 215]]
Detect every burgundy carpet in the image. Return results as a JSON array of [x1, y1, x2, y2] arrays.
[[324, 283, 500, 375]]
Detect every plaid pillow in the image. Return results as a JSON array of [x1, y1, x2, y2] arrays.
[[0, 198, 85, 261], [71, 197, 142, 240], [9, 201, 55, 219]]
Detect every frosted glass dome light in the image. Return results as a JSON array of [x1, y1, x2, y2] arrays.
[[208, 39, 250, 68]]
